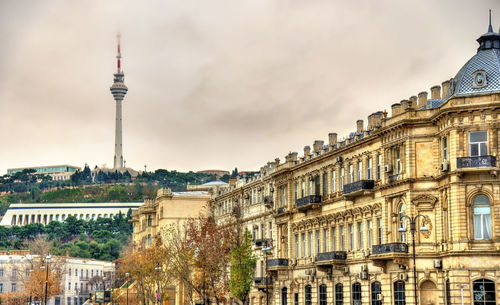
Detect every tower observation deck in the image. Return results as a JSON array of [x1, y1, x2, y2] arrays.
[[110, 33, 128, 169]]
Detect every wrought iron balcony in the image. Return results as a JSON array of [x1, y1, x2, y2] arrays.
[[254, 277, 273, 286], [264, 196, 274, 207], [371, 243, 408, 258], [343, 180, 375, 195], [267, 259, 289, 269], [457, 156, 496, 169], [254, 238, 271, 248], [388, 174, 401, 183], [296, 195, 322, 211], [276, 207, 286, 215], [315, 251, 347, 265]]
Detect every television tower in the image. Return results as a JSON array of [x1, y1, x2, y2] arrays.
[[110, 33, 128, 169]]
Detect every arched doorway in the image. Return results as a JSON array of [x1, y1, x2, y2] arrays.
[[420, 280, 438, 305]]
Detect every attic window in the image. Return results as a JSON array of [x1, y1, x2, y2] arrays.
[[472, 70, 487, 88]]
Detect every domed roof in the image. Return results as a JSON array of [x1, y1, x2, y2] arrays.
[[450, 19, 500, 97]]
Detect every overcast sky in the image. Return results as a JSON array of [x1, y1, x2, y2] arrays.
[[0, 0, 498, 174]]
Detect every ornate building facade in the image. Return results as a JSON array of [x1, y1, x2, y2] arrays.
[[211, 24, 500, 305]]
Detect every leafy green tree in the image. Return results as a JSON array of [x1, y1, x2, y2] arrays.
[[229, 230, 256, 305]]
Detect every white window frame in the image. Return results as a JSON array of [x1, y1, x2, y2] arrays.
[[367, 158, 373, 180], [469, 131, 488, 157]]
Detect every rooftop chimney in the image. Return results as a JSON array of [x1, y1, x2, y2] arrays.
[[328, 133, 338, 146], [356, 120, 363, 133], [430, 85, 441, 99], [304, 146, 311, 157], [409, 96, 417, 108], [391, 103, 402, 116], [367, 111, 383, 129], [400, 100, 409, 110], [442, 80, 451, 98], [313, 140, 324, 152], [418, 91, 428, 109]]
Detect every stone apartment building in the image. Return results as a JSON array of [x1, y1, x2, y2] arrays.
[[211, 24, 500, 305]]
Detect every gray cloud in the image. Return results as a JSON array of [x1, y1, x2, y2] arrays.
[[0, 0, 498, 173]]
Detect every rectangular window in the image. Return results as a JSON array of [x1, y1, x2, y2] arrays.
[[12, 269, 16, 278], [0, 269, 3, 277], [295, 234, 299, 258], [340, 168, 345, 191], [308, 179, 313, 196], [308, 231, 313, 256], [25, 268, 30, 277], [0, 283, 2, 292], [443, 137, 448, 160], [301, 181, 305, 198], [348, 165, 354, 183], [68, 268, 71, 276], [294, 183, 298, 200], [332, 227, 337, 251], [357, 161, 362, 181], [69, 282, 71, 290], [281, 187, 287, 206], [11, 283, 16, 292], [367, 158, 372, 180], [395, 147, 401, 173], [349, 224, 354, 250], [323, 229, 329, 252], [301, 233, 306, 257], [268, 222, 272, 239], [67, 297, 72, 305], [377, 218, 382, 245], [469, 131, 488, 156], [332, 170, 337, 193], [358, 222, 363, 249], [340, 226, 345, 251], [376, 154, 381, 180], [316, 230, 321, 255], [322, 172, 328, 196], [368, 220, 373, 248]]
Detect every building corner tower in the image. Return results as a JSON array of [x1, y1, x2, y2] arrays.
[[110, 33, 128, 169]]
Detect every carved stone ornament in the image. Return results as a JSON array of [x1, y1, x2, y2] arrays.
[[421, 215, 433, 239], [412, 194, 438, 211]]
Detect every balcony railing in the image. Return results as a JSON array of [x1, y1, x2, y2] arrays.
[[343, 180, 375, 194], [254, 239, 271, 248], [254, 277, 273, 286], [276, 207, 286, 214], [457, 156, 496, 169], [388, 174, 401, 183], [372, 243, 408, 255], [267, 259, 289, 268], [296, 195, 322, 210], [316, 251, 347, 262]]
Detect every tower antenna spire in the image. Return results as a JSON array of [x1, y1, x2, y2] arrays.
[[116, 32, 122, 72], [488, 9, 493, 33]]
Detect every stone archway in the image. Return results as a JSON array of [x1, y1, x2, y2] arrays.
[[420, 280, 438, 305]]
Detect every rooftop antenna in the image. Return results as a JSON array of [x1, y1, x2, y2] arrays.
[[488, 9, 493, 33]]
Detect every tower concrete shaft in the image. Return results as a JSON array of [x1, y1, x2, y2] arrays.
[[110, 34, 128, 169]]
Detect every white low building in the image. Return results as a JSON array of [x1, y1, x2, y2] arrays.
[[0, 251, 114, 305], [0, 202, 142, 226]]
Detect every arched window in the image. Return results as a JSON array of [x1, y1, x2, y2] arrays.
[[371, 281, 382, 305], [305, 285, 312, 305], [281, 287, 287, 305], [473, 278, 496, 305], [319, 284, 327, 305], [398, 203, 407, 242], [473, 195, 492, 240], [352, 282, 362, 305], [335, 283, 343, 305], [394, 281, 406, 305]]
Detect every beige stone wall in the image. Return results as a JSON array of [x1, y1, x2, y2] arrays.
[[213, 93, 500, 305]]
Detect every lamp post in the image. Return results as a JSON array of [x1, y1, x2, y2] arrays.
[[125, 272, 130, 305], [43, 254, 51, 305], [399, 215, 428, 305], [155, 266, 162, 305], [262, 241, 272, 305]]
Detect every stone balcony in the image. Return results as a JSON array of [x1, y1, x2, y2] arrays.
[[343, 180, 375, 197], [296, 195, 322, 211]]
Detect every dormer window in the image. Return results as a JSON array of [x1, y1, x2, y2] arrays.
[[472, 70, 487, 88]]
